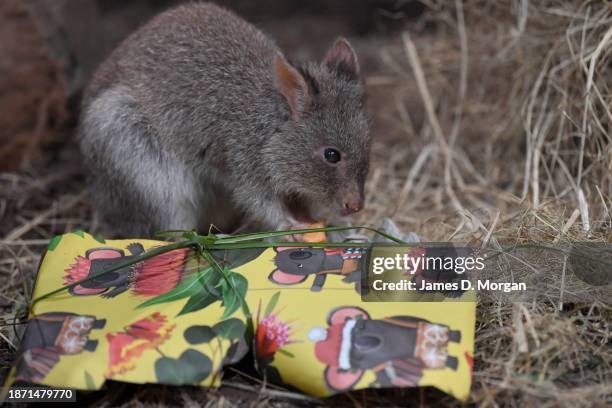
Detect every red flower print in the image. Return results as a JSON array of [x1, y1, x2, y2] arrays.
[[106, 312, 175, 378], [254, 298, 295, 364]]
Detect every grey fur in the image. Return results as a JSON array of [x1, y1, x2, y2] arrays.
[[78, 2, 370, 237]]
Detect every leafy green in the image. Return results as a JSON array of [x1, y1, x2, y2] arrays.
[[47, 235, 62, 251], [184, 325, 216, 344], [264, 292, 280, 317], [137, 267, 211, 309], [155, 349, 212, 385], [220, 271, 248, 318], [178, 292, 219, 316], [84, 371, 96, 389], [92, 235, 106, 244], [213, 318, 246, 340], [223, 339, 248, 365], [211, 248, 266, 270], [277, 349, 295, 358]]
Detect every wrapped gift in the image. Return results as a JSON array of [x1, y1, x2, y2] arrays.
[[3, 231, 475, 400]]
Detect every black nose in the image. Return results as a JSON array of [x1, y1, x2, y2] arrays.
[[289, 249, 312, 260]]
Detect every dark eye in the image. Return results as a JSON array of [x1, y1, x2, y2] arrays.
[[324, 148, 341, 164]]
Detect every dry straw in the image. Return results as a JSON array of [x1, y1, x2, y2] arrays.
[[357, 0, 611, 406]]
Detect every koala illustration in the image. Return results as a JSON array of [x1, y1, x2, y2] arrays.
[[269, 247, 367, 291], [271, 246, 476, 296], [64, 243, 190, 298], [308, 306, 462, 392]]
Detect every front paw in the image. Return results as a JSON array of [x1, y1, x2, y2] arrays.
[[272, 220, 305, 242], [283, 221, 326, 243]]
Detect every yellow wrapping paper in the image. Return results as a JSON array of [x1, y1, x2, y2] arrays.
[[4, 231, 475, 400]]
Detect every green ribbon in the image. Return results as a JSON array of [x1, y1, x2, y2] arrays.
[[29, 226, 407, 313]]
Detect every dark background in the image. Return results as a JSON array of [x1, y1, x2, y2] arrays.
[[1, 0, 423, 170]]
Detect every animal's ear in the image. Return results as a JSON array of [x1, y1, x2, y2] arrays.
[[275, 54, 310, 117], [323, 37, 359, 80], [328, 306, 370, 326], [70, 285, 108, 296], [268, 269, 308, 285], [273, 246, 296, 253], [85, 248, 124, 260], [324, 366, 364, 392]]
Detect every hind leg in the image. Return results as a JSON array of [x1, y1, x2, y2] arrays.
[[79, 88, 199, 237]]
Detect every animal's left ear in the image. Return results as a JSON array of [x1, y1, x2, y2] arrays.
[[323, 38, 360, 80], [275, 54, 310, 117]]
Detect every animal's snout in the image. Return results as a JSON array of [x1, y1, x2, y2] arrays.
[[341, 191, 363, 215]]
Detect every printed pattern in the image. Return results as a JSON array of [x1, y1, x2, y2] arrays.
[[4, 232, 475, 401]]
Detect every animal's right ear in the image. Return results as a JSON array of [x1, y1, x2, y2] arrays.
[[323, 38, 360, 81], [275, 54, 310, 117]]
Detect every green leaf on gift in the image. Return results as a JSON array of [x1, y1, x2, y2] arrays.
[[138, 267, 212, 309], [155, 349, 212, 385], [47, 235, 62, 251], [223, 339, 249, 365], [221, 285, 237, 318], [178, 292, 219, 316], [84, 371, 96, 389], [277, 349, 295, 358], [204, 268, 223, 296], [211, 247, 266, 269], [220, 271, 248, 318], [213, 318, 246, 340], [184, 325, 216, 344], [264, 291, 280, 317], [92, 235, 106, 244]]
